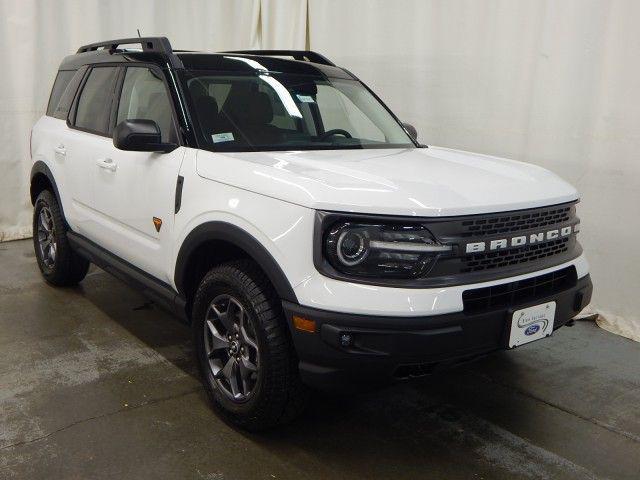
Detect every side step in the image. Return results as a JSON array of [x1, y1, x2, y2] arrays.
[[67, 231, 188, 322]]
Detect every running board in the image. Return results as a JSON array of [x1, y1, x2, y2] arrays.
[[67, 231, 188, 322]]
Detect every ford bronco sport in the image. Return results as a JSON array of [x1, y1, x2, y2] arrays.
[[30, 37, 592, 430]]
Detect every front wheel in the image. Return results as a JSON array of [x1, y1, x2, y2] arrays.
[[192, 260, 307, 431], [33, 190, 89, 286]]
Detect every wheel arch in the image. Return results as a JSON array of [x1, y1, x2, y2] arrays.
[[175, 222, 299, 313], [30, 161, 66, 225]]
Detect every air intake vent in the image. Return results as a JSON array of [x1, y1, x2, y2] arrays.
[[462, 266, 577, 313], [460, 238, 570, 273], [459, 205, 573, 238]]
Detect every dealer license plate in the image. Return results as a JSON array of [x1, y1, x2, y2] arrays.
[[508, 301, 556, 348]]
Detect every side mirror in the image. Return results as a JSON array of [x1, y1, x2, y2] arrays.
[[402, 122, 418, 142], [113, 119, 177, 153]]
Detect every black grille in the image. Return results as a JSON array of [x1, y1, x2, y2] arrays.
[[315, 202, 581, 289], [462, 266, 577, 313], [460, 237, 570, 273], [459, 205, 573, 238]]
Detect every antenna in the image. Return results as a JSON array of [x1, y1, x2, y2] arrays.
[[137, 29, 142, 38]]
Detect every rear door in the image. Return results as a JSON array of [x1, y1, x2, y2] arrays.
[[63, 65, 120, 235], [91, 65, 185, 282], [34, 67, 86, 228]]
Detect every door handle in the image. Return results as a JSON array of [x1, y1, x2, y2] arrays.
[[96, 158, 117, 172], [54, 145, 66, 156]]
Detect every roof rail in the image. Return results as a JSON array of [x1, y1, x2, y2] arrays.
[[77, 36, 174, 55], [221, 50, 336, 66]]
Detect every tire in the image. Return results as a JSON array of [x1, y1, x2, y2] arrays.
[[192, 259, 307, 431], [33, 190, 90, 286]]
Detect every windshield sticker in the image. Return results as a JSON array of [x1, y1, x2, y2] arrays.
[[296, 94, 315, 103], [212, 132, 235, 143]]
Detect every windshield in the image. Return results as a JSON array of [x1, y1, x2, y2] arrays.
[[183, 70, 415, 151]]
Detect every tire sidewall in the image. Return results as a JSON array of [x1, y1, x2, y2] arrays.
[[193, 273, 270, 418], [33, 191, 58, 277]]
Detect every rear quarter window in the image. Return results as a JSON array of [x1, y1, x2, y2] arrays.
[[46, 70, 76, 117], [50, 67, 87, 120]]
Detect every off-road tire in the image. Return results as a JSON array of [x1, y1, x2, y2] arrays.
[[33, 190, 89, 286], [193, 259, 307, 431]]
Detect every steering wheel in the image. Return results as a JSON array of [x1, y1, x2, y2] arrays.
[[318, 129, 352, 141]]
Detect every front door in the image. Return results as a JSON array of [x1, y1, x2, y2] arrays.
[[92, 65, 185, 283]]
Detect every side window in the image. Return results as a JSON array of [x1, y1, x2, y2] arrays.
[[117, 67, 176, 143], [74, 67, 119, 135], [52, 67, 87, 120], [316, 85, 385, 141], [258, 82, 296, 130], [209, 82, 232, 107], [46, 70, 75, 116]]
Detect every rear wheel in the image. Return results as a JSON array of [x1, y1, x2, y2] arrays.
[[33, 190, 89, 286], [193, 260, 307, 431]]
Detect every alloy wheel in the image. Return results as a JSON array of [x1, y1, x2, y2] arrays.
[[204, 294, 260, 402], [37, 206, 57, 268]]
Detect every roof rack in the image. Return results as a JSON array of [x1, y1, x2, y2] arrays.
[[221, 50, 336, 67], [76, 36, 174, 55]]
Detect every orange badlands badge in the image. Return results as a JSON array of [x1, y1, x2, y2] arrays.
[[152, 217, 162, 232]]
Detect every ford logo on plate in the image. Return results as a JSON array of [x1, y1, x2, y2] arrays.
[[524, 324, 541, 336]]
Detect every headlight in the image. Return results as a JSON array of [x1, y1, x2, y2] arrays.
[[324, 221, 452, 279]]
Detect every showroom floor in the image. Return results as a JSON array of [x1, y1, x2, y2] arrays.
[[1, 239, 638, 480]]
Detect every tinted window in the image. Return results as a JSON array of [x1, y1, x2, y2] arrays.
[[117, 67, 176, 143], [74, 67, 118, 134], [47, 70, 75, 116], [184, 73, 413, 152], [51, 67, 87, 120]]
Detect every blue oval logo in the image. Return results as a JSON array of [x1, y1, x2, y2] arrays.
[[524, 324, 540, 336]]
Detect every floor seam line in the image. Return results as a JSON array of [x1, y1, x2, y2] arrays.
[[0, 385, 204, 451]]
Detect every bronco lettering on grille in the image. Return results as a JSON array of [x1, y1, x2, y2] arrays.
[[465, 223, 580, 254]]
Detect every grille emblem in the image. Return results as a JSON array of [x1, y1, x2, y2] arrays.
[[465, 224, 579, 254]]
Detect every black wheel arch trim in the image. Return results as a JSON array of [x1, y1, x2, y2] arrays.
[[30, 161, 67, 226], [175, 222, 299, 304]]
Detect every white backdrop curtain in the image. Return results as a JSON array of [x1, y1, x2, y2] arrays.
[[1, 0, 638, 341], [0, 0, 262, 242]]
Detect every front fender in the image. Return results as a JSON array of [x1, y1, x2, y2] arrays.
[[174, 221, 301, 303]]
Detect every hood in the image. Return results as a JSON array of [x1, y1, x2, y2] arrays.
[[196, 146, 578, 217]]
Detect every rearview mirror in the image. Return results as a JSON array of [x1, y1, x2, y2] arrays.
[[402, 122, 418, 141], [113, 119, 177, 153]]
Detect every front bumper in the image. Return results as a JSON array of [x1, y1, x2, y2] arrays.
[[283, 273, 592, 391]]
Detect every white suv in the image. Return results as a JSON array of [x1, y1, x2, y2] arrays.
[[30, 37, 592, 430]]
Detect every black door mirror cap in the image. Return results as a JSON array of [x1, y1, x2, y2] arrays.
[[113, 119, 178, 153], [402, 122, 418, 142]]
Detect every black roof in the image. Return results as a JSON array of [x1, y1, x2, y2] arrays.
[[59, 36, 353, 79]]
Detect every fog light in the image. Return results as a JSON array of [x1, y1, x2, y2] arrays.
[[340, 332, 353, 347], [293, 316, 316, 333]]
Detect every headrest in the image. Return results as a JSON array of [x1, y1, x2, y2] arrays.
[[195, 95, 219, 113], [189, 81, 208, 99], [223, 90, 273, 125], [194, 96, 220, 134]]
